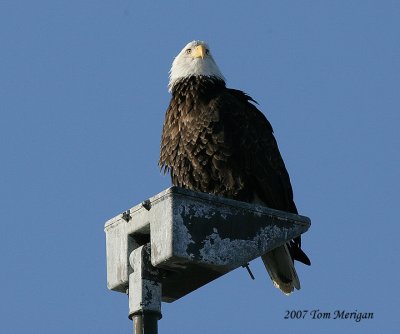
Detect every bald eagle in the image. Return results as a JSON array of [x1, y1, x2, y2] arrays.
[[159, 40, 310, 294]]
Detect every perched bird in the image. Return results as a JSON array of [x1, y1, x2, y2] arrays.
[[159, 40, 310, 294]]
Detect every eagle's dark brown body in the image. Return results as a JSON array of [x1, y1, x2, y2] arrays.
[[159, 75, 310, 267]]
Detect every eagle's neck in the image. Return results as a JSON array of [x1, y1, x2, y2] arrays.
[[170, 75, 226, 98]]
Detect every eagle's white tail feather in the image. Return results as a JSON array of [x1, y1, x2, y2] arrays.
[[261, 244, 300, 295]]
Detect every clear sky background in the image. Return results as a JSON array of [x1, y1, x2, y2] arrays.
[[1, 1, 399, 333]]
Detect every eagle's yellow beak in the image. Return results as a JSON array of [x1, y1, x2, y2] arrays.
[[192, 45, 206, 59]]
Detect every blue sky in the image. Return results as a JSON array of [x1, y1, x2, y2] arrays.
[[1, 1, 399, 333]]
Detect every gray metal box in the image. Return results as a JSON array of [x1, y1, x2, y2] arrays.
[[105, 187, 310, 302]]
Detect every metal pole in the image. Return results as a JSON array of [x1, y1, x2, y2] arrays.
[[133, 312, 159, 334]]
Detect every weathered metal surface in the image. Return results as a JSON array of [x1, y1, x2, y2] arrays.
[[105, 186, 311, 302], [129, 244, 161, 334], [129, 244, 162, 318]]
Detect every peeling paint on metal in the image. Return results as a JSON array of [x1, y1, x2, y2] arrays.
[[198, 224, 295, 267], [172, 204, 195, 259]]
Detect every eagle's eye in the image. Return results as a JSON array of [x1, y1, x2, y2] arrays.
[[205, 49, 210, 55], [185, 48, 192, 54]]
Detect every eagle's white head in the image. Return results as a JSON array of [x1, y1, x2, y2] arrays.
[[168, 40, 225, 92]]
